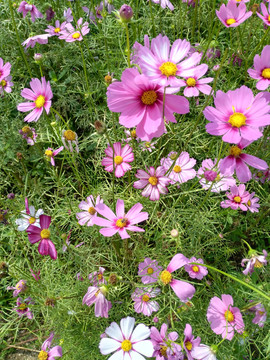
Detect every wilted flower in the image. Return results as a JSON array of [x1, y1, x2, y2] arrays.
[[14, 297, 34, 319], [131, 288, 160, 316], [83, 285, 112, 318], [44, 147, 64, 166], [19, 126, 37, 145], [30, 269, 40, 281], [45, 7, 55, 21], [241, 250, 267, 275], [34, 53, 43, 61], [7, 280, 27, 297], [22, 34, 52, 49], [89, 267, 107, 287], [18, 1, 43, 22], [248, 302, 267, 327], [61, 129, 79, 152]]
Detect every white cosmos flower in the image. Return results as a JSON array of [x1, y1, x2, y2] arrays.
[[15, 205, 44, 231], [191, 344, 218, 360], [99, 316, 154, 360]]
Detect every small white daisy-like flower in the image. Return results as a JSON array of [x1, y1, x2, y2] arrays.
[[16, 205, 44, 231]]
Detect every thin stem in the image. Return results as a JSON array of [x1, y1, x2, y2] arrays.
[[125, 24, 131, 67], [105, 132, 115, 209], [191, 0, 199, 43], [149, 0, 156, 38]]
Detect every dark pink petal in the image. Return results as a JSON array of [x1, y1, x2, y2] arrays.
[[40, 215, 51, 229]]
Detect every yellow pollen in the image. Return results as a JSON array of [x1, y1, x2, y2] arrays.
[[22, 126, 31, 134], [54, 27, 61, 33], [72, 32, 80, 39], [173, 165, 182, 173], [225, 310, 234, 322], [1, 79, 7, 87], [257, 171, 263, 178], [254, 259, 263, 268], [64, 130, 76, 141], [16, 281, 25, 290], [114, 156, 123, 165], [38, 350, 48, 360], [160, 346, 168, 357], [141, 90, 158, 105], [185, 341, 193, 351], [142, 294, 150, 302], [29, 217, 36, 224], [98, 273, 103, 280], [186, 77, 196, 87], [104, 75, 112, 84], [159, 62, 178, 77], [35, 95, 46, 108], [247, 200, 251, 206], [121, 340, 132, 352], [258, 311, 265, 316], [95, 289, 100, 297], [216, 174, 221, 181], [192, 266, 199, 273], [18, 303, 27, 310], [233, 196, 241, 203], [88, 207, 96, 215], [116, 218, 127, 228], [262, 68, 270, 79], [45, 150, 53, 157], [40, 229, 50, 239], [228, 112, 246, 128], [226, 18, 236, 25], [131, 129, 137, 138], [147, 267, 154, 274], [149, 176, 158, 186], [229, 145, 242, 157], [160, 270, 172, 285], [268, 15, 270, 22]]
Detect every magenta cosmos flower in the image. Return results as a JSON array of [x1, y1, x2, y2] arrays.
[[7, 280, 27, 297], [83, 285, 112, 318], [0, 58, 11, 82], [207, 294, 245, 340], [107, 68, 189, 141], [26, 215, 57, 260], [76, 195, 103, 226], [216, 0, 252, 27], [204, 85, 270, 143], [178, 64, 213, 97], [131, 288, 160, 316], [183, 324, 201, 360], [99, 317, 154, 360], [219, 140, 268, 183], [249, 303, 267, 327], [59, 18, 90, 42], [220, 184, 250, 211], [45, 20, 67, 36], [138, 257, 163, 284], [134, 34, 202, 87], [134, 166, 171, 201], [248, 45, 270, 90], [45, 147, 63, 166], [241, 250, 267, 275], [246, 192, 260, 213], [102, 142, 134, 178], [184, 257, 208, 280], [18, 1, 43, 22], [257, 2, 270, 27], [14, 297, 34, 319], [150, 0, 174, 11], [93, 199, 148, 239], [89, 266, 107, 286], [22, 34, 51, 49], [160, 253, 196, 301], [38, 332, 62, 360], [161, 151, 196, 185], [17, 77, 53, 123]]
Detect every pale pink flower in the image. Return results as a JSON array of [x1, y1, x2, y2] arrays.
[[138, 257, 163, 284], [150, 0, 174, 11], [0, 75, 13, 94], [22, 34, 51, 49], [83, 285, 112, 318], [253, 169, 270, 183], [139, 140, 158, 152], [220, 184, 250, 211], [19, 126, 37, 146], [45, 20, 67, 36], [191, 344, 217, 360], [93, 199, 148, 239], [216, 1, 252, 27], [76, 195, 103, 226], [241, 250, 267, 275], [249, 303, 267, 327], [14, 297, 34, 319], [59, 18, 89, 42], [38, 332, 62, 360], [184, 257, 208, 280], [248, 45, 270, 90], [15, 199, 43, 231], [178, 64, 213, 97], [7, 280, 27, 297], [102, 142, 134, 178], [0, 58, 11, 81], [45, 147, 63, 166], [161, 151, 196, 185], [257, 2, 270, 27], [89, 267, 107, 286], [183, 324, 201, 360], [64, 8, 73, 22], [246, 192, 260, 213], [132, 288, 160, 316], [17, 77, 53, 122], [18, 1, 43, 22]]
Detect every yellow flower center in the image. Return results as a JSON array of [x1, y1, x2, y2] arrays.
[[141, 90, 158, 105], [16, 281, 25, 290], [131, 129, 137, 138], [256, 171, 263, 178], [233, 196, 241, 203], [142, 294, 150, 302], [185, 341, 193, 351], [186, 77, 196, 87], [45, 150, 53, 157], [104, 75, 112, 84], [64, 130, 76, 141], [22, 126, 31, 134], [258, 310, 265, 316], [18, 303, 27, 310], [29, 217, 36, 224], [54, 27, 61, 33], [160, 270, 172, 285], [268, 15, 270, 22], [121, 340, 132, 352], [147, 267, 154, 274], [226, 18, 236, 25], [173, 165, 182, 173], [159, 62, 178, 77], [98, 273, 103, 280], [1, 79, 7, 87], [88, 207, 96, 215], [38, 350, 48, 360], [160, 346, 168, 357], [149, 176, 158, 186], [72, 32, 80, 39], [229, 145, 242, 157], [262, 68, 270, 79], [192, 266, 199, 273], [254, 259, 263, 268], [40, 229, 51, 239], [228, 112, 246, 128], [247, 200, 251, 206], [225, 310, 234, 322], [35, 95, 46, 108], [114, 156, 123, 165], [116, 218, 127, 228]]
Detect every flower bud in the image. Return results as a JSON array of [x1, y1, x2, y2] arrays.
[[170, 229, 179, 238], [94, 120, 106, 134], [25, 4, 33, 11], [34, 53, 43, 61], [108, 273, 118, 285], [119, 4, 133, 22], [7, 193, 15, 199], [213, 64, 220, 72]]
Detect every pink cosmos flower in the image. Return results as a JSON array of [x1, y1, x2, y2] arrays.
[[17, 77, 53, 123], [245, 192, 260, 213], [132, 288, 160, 316], [93, 199, 148, 239], [99, 316, 154, 360], [216, 0, 252, 27], [134, 34, 202, 87], [14, 297, 34, 319], [45, 20, 67, 36], [38, 332, 63, 360], [249, 303, 267, 327], [178, 64, 213, 97], [26, 215, 57, 260], [64, 8, 73, 22], [140, 140, 158, 152], [191, 344, 217, 360], [161, 151, 196, 185], [253, 169, 270, 183], [102, 142, 134, 178], [89, 267, 107, 286], [184, 257, 208, 280], [150, 0, 174, 11], [150, 323, 183, 360], [183, 324, 201, 360], [59, 18, 89, 42], [107, 68, 189, 141], [197, 158, 236, 192], [160, 253, 196, 301], [18, 1, 43, 22], [22, 34, 52, 49], [241, 250, 267, 275], [257, 2, 270, 27], [76, 195, 103, 226], [138, 257, 163, 284], [0, 75, 13, 94], [230, 0, 249, 2], [7, 280, 27, 297], [0, 58, 11, 82], [220, 184, 250, 211], [19, 126, 37, 146], [83, 285, 112, 318], [134, 166, 171, 201], [219, 140, 268, 182], [45, 147, 64, 166], [204, 85, 270, 143], [30, 269, 40, 281], [207, 295, 245, 340], [248, 45, 270, 90]]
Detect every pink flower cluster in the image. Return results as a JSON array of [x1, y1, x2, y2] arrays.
[[220, 184, 260, 212]]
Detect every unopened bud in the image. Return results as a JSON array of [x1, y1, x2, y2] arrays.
[[119, 4, 133, 22], [251, 3, 259, 14], [213, 64, 220, 72], [34, 53, 43, 61], [170, 229, 179, 238], [94, 120, 106, 134], [17, 152, 23, 160]]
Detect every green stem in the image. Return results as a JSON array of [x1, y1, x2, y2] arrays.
[[105, 132, 115, 209], [241, 239, 252, 252], [125, 24, 131, 67], [191, 0, 199, 43], [149, 0, 156, 38]]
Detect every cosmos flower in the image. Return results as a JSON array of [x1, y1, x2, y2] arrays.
[[61, 130, 79, 152], [220, 184, 250, 211], [161, 151, 196, 185], [191, 344, 217, 360], [241, 250, 267, 275], [257, 2, 270, 27], [89, 267, 107, 286], [124, 129, 139, 143], [248, 302, 267, 327], [216, 0, 252, 27], [45, 20, 67, 36], [245, 192, 260, 213], [83, 285, 112, 318], [131, 288, 160, 316], [45, 147, 64, 166], [183, 324, 201, 360], [15, 199, 43, 231], [0, 58, 11, 82], [63, 8, 73, 22], [138, 258, 163, 284], [7, 280, 27, 297], [76, 195, 103, 227], [93, 199, 148, 239], [184, 257, 208, 280], [22, 34, 52, 49], [150, 0, 174, 11], [14, 297, 34, 319], [139, 140, 158, 152], [38, 332, 63, 360], [253, 169, 270, 183], [248, 45, 270, 90], [102, 142, 134, 178], [59, 18, 89, 42], [18, 1, 43, 22], [19, 126, 37, 146], [178, 64, 213, 97], [0, 75, 13, 94], [17, 77, 53, 122]]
